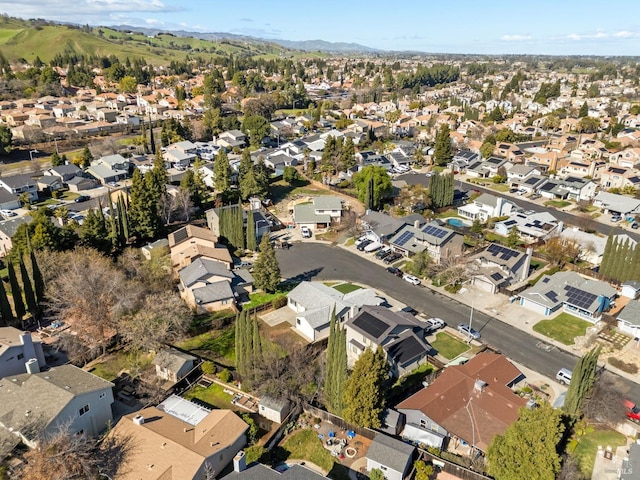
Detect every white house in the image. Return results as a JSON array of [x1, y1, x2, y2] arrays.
[[593, 191, 640, 217], [292, 196, 344, 231], [617, 300, 640, 338], [0, 328, 46, 379], [457, 193, 514, 222]]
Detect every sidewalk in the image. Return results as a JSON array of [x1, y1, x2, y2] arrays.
[[334, 238, 640, 385]]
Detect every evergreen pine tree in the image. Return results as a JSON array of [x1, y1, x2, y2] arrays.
[[214, 149, 232, 193], [7, 262, 25, 321], [19, 257, 37, 317], [252, 235, 281, 293], [611, 238, 626, 282], [564, 346, 600, 418], [128, 169, 158, 240], [334, 323, 347, 415], [30, 250, 45, 305], [116, 195, 129, 242], [325, 307, 337, 412], [246, 208, 257, 251], [600, 232, 614, 278], [254, 159, 270, 197], [50, 151, 63, 167], [630, 245, 640, 282], [434, 124, 453, 166], [234, 311, 242, 374], [342, 347, 388, 428], [251, 313, 262, 383], [0, 278, 14, 327], [233, 202, 245, 251]]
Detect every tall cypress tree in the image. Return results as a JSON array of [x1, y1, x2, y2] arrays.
[[246, 208, 257, 251], [234, 202, 245, 251], [600, 232, 614, 277], [564, 346, 600, 418], [334, 323, 347, 415], [30, 250, 45, 305], [251, 313, 262, 383], [325, 307, 337, 412], [0, 278, 14, 327], [20, 257, 37, 317], [148, 114, 156, 154], [7, 262, 25, 321]]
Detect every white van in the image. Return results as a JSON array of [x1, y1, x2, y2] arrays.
[[556, 368, 573, 385]]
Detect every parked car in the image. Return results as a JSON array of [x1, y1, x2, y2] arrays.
[[386, 266, 403, 277], [555, 368, 572, 385], [624, 400, 640, 422], [234, 261, 253, 269], [403, 274, 421, 286], [509, 188, 518, 194], [611, 215, 622, 223], [301, 226, 312, 238], [425, 317, 446, 332], [0, 209, 17, 218], [356, 239, 373, 251], [516, 189, 527, 195], [383, 253, 402, 264], [375, 248, 392, 260], [74, 195, 91, 203], [457, 323, 480, 339], [401, 306, 419, 316], [355, 235, 371, 247], [529, 193, 542, 200], [632, 223, 639, 230]]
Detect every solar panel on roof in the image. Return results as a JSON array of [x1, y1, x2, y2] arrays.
[[388, 336, 425, 364], [172, 227, 188, 244], [352, 312, 389, 339], [542, 277, 550, 284], [545, 291, 558, 302], [395, 231, 415, 247], [564, 285, 598, 310], [491, 272, 503, 281], [422, 225, 448, 239]]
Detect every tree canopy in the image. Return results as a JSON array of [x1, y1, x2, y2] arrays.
[[353, 166, 392, 210], [342, 346, 388, 428]]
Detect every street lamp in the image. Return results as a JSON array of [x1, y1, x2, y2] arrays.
[[29, 149, 38, 161]]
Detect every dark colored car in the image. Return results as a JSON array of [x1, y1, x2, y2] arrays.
[[401, 306, 419, 316], [74, 195, 91, 203], [632, 223, 639, 230], [356, 239, 373, 251], [375, 249, 392, 260], [384, 253, 402, 264], [386, 266, 403, 277]]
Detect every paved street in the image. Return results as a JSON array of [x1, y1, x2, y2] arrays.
[[276, 243, 640, 400]]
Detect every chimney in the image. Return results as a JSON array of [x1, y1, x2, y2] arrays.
[[521, 247, 533, 282], [414, 220, 421, 229], [25, 358, 39, 374], [133, 415, 145, 426], [474, 379, 487, 393], [233, 451, 247, 473], [19, 333, 36, 363], [495, 196, 504, 216]]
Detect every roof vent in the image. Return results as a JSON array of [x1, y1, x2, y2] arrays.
[[474, 379, 488, 393], [133, 415, 145, 426]]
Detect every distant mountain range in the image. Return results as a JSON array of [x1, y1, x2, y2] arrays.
[[110, 24, 380, 53]]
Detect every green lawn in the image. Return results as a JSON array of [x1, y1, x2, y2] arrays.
[[431, 332, 470, 360], [490, 184, 510, 192], [569, 425, 626, 477], [243, 291, 286, 310], [177, 325, 236, 364], [332, 283, 362, 294], [278, 430, 340, 473], [533, 313, 591, 345], [183, 382, 236, 410], [544, 200, 571, 209]]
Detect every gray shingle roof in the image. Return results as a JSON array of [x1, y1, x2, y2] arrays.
[[618, 300, 640, 327], [192, 280, 235, 304], [366, 433, 415, 473], [153, 348, 197, 372], [179, 257, 234, 288], [223, 463, 327, 480]]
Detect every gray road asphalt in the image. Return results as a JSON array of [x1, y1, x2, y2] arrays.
[[276, 243, 640, 400]]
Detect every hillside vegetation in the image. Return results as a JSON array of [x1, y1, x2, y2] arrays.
[[0, 16, 297, 64]]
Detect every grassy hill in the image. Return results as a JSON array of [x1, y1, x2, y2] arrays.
[[0, 17, 302, 64]]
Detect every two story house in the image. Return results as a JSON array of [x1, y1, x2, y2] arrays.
[[0, 328, 46, 378], [0, 173, 38, 201], [388, 221, 464, 263], [467, 244, 532, 294], [458, 193, 514, 222], [292, 196, 344, 231]]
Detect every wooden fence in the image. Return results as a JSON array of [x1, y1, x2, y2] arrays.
[[418, 448, 493, 480], [303, 404, 377, 440]]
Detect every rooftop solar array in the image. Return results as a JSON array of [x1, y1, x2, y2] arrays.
[[422, 224, 448, 239], [545, 291, 558, 302], [487, 244, 520, 261], [388, 336, 425, 364], [395, 231, 415, 247], [564, 285, 598, 309], [352, 311, 389, 339], [172, 227, 188, 244], [491, 272, 503, 281]]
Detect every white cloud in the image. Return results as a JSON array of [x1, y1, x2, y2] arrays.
[[501, 34, 532, 42], [566, 30, 609, 41], [614, 30, 636, 38], [0, 0, 179, 21]]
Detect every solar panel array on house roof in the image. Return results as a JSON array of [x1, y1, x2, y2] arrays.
[[545, 291, 558, 302], [395, 231, 415, 247], [564, 285, 598, 309], [490, 272, 503, 281], [422, 224, 448, 239], [352, 311, 389, 339], [487, 244, 520, 261], [171, 227, 188, 244]]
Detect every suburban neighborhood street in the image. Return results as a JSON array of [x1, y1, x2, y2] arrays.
[[276, 243, 640, 401]]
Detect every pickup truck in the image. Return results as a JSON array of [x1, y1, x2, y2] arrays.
[[424, 317, 445, 333], [624, 400, 640, 422]]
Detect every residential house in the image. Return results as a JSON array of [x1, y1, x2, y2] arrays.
[[169, 224, 232, 269], [217, 130, 246, 149], [286, 281, 384, 342], [365, 434, 415, 480], [359, 211, 407, 244], [47, 164, 82, 182], [0, 328, 46, 378], [466, 157, 509, 179], [141, 238, 170, 261], [36, 175, 64, 193], [388, 221, 464, 263], [0, 216, 32, 255], [153, 348, 198, 383], [111, 395, 248, 480], [222, 458, 328, 479], [617, 300, 640, 338], [527, 150, 559, 173], [292, 196, 344, 231], [494, 211, 561, 242], [396, 352, 527, 452], [258, 396, 292, 424], [0, 189, 20, 211], [346, 306, 433, 377], [506, 164, 542, 185], [559, 228, 609, 265], [593, 191, 640, 217], [458, 193, 514, 222], [467, 244, 532, 294], [600, 166, 633, 190], [610, 148, 640, 169], [0, 365, 114, 447], [621, 281, 640, 300], [519, 271, 617, 321], [87, 154, 130, 184], [448, 151, 481, 173], [0, 173, 38, 201], [66, 176, 96, 192], [536, 177, 597, 201]]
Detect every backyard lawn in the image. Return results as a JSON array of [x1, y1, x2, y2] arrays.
[[177, 325, 236, 365], [431, 332, 470, 360], [533, 313, 591, 345], [243, 291, 287, 309], [569, 424, 626, 477], [276, 429, 349, 479], [183, 382, 236, 410]]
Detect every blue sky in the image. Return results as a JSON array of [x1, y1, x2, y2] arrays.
[[3, 0, 640, 55]]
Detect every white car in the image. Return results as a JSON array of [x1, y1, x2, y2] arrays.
[[425, 318, 445, 332], [457, 323, 481, 339], [0, 210, 17, 218], [300, 226, 312, 238], [403, 274, 421, 286]]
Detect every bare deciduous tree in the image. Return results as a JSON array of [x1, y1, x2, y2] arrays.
[[583, 375, 629, 427]]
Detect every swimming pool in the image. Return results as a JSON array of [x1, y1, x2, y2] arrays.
[[447, 218, 466, 227]]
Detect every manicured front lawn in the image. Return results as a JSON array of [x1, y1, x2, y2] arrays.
[[490, 184, 510, 192], [431, 332, 470, 360], [184, 382, 235, 410], [244, 291, 286, 309], [544, 200, 571, 209], [569, 424, 626, 477], [533, 313, 591, 345], [332, 283, 362, 294], [177, 325, 236, 364]]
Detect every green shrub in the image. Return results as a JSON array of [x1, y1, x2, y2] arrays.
[[51, 190, 62, 199], [201, 361, 215, 375], [336, 180, 352, 188], [245, 445, 268, 464], [272, 295, 287, 309], [218, 368, 232, 383]]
